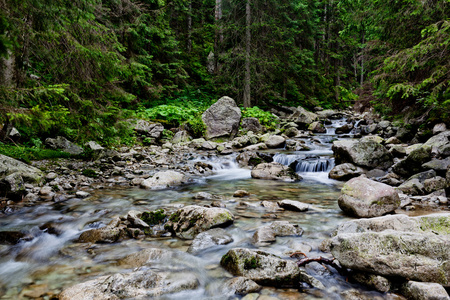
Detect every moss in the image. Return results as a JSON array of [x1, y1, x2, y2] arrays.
[[141, 209, 167, 225], [419, 216, 450, 235], [82, 169, 98, 178], [248, 157, 262, 167], [169, 211, 180, 223], [244, 256, 260, 270]]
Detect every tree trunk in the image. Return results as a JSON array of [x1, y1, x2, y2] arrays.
[[243, 0, 251, 108], [214, 0, 223, 72], [360, 29, 365, 85], [187, 0, 192, 52]]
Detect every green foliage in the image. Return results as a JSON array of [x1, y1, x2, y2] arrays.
[[0, 143, 72, 163], [82, 169, 98, 178], [241, 107, 279, 130]]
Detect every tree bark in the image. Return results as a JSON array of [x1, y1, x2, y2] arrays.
[[187, 0, 192, 52], [243, 0, 251, 108]]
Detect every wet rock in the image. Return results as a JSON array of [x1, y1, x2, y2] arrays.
[[187, 228, 233, 254], [236, 151, 262, 167], [193, 192, 218, 200], [201, 141, 217, 150], [351, 272, 391, 293], [45, 136, 84, 155], [402, 281, 450, 300], [244, 143, 268, 151], [393, 145, 431, 177], [308, 122, 326, 133], [165, 205, 234, 239], [220, 248, 301, 287], [338, 175, 400, 217], [0, 154, 43, 184], [389, 145, 407, 157], [202, 96, 241, 140], [264, 135, 286, 149], [233, 190, 250, 197], [252, 226, 276, 245], [251, 162, 301, 182], [127, 210, 150, 228], [140, 170, 187, 189], [332, 138, 393, 169], [260, 201, 283, 212], [278, 199, 309, 212], [385, 136, 402, 144], [242, 117, 262, 133], [39, 186, 53, 196], [119, 248, 171, 268], [335, 123, 353, 134], [269, 221, 303, 236], [222, 277, 261, 295], [0, 231, 29, 244], [284, 127, 299, 137], [59, 268, 199, 300], [77, 218, 125, 243], [75, 191, 90, 198], [424, 176, 448, 194], [328, 163, 365, 181], [422, 157, 450, 174], [133, 120, 164, 139]]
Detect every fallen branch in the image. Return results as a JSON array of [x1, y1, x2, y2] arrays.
[[295, 256, 348, 275]]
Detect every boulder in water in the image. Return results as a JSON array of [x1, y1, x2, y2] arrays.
[[165, 205, 234, 239], [332, 138, 393, 169], [140, 171, 187, 189], [251, 162, 301, 182], [338, 175, 400, 217], [328, 163, 366, 181], [187, 228, 233, 254], [264, 135, 286, 148], [202, 96, 241, 140]]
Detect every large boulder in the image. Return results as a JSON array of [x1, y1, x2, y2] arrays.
[[289, 106, 318, 126], [402, 281, 450, 300], [338, 175, 400, 217], [332, 138, 394, 169], [0, 173, 26, 201], [397, 170, 437, 195], [202, 96, 241, 140], [241, 117, 262, 133], [140, 171, 187, 189], [0, 154, 43, 184], [220, 248, 301, 287], [392, 145, 431, 177], [165, 205, 234, 239], [264, 135, 286, 148], [251, 162, 301, 182], [59, 269, 199, 300], [328, 163, 366, 181], [45, 136, 84, 155], [330, 214, 450, 287]]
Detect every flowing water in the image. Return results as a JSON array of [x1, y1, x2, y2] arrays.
[[0, 119, 403, 299]]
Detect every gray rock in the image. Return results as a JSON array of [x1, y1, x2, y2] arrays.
[[201, 141, 218, 150], [338, 175, 400, 217], [220, 248, 301, 287], [332, 139, 393, 169], [252, 226, 276, 245], [45, 136, 84, 155], [330, 231, 450, 286], [284, 127, 299, 137], [75, 191, 90, 198], [328, 163, 365, 181], [127, 210, 150, 228], [424, 131, 450, 157], [389, 144, 407, 157], [424, 176, 448, 194], [269, 221, 303, 236], [402, 281, 450, 300], [385, 136, 402, 144], [202, 96, 241, 140], [165, 205, 234, 239], [84, 141, 104, 151], [0, 173, 26, 201], [308, 122, 326, 133], [236, 151, 262, 167], [251, 162, 301, 182], [172, 130, 192, 144], [187, 228, 233, 254], [222, 277, 261, 295], [133, 120, 164, 138], [397, 170, 437, 195], [59, 269, 199, 300], [433, 123, 447, 135], [278, 199, 309, 212], [423, 157, 450, 173], [335, 123, 353, 134], [289, 106, 318, 125], [45, 172, 58, 181], [39, 186, 53, 196], [8, 127, 20, 138], [140, 171, 187, 189], [0, 154, 43, 184], [351, 272, 391, 293], [264, 135, 286, 148], [244, 143, 268, 151], [241, 117, 262, 133], [393, 145, 431, 177], [77, 218, 124, 243]]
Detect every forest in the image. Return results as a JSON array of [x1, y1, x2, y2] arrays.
[[0, 0, 449, 148]]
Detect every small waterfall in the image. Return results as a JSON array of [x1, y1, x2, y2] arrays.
[[273, 153, 334, 173]]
